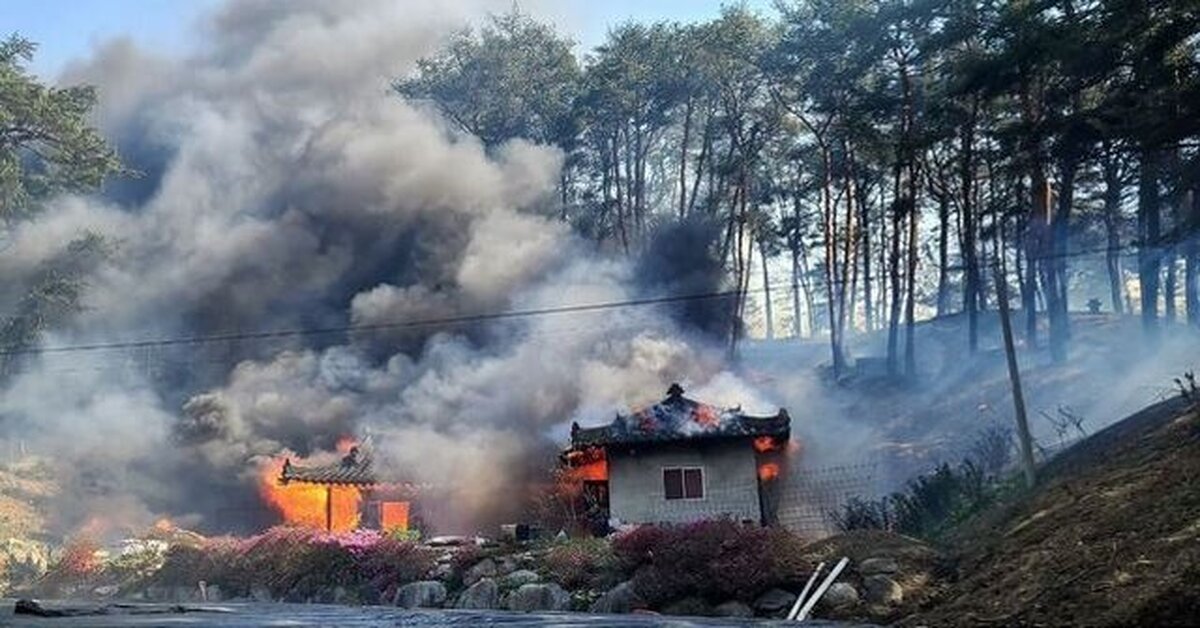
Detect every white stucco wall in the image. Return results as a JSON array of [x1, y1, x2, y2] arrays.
[[607, 440, 762, 525]]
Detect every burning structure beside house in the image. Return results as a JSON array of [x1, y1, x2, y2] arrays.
[[564, 384, 791, 530], [269, 443, 420, 533]]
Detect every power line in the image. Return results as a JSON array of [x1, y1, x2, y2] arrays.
[[0, 238, 1164, 359], [0, 288, 745, 357]]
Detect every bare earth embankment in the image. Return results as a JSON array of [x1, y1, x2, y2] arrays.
[[908, 395, 1200, 626]]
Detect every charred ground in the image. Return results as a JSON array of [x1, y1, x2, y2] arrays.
[[903, 395, 1200, 626]]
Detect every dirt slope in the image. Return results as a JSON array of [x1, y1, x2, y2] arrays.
[[910, 396, 1200, 626]]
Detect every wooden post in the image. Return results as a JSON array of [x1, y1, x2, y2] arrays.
[[325, 486, 333, 532], [995, 259, 1037, 488]]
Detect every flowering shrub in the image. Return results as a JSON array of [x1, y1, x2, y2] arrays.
[[612, 520, 807, 605], [542, 538, 619, 590], [43, 537, 104, 584], [152, 526, 432, 603], [105, 547, 166, 587]]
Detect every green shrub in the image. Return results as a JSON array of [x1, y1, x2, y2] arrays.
[[834, 459, 1018, 540]]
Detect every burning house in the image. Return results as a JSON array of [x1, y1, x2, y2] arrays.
[[269, 442, 423, 533], [564, 384, 791, 530]]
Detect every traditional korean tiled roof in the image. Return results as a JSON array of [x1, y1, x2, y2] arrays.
[[570, 383, 790, 449], [280, 447, 377, 486]]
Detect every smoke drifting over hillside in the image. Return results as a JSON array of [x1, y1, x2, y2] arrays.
[[0, 0, 767, 535]]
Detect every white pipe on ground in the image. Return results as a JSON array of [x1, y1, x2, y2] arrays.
[[786, 561, 825, 621], [796, 556, 850, 622]]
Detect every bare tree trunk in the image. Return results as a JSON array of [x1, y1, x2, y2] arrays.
[[1138, 148, 1162, 340], [859, 178, 875, 332], [1165, 253, 1178, 323], [1187, 188, 1199, 327], [1102, 146, 1126, 315], [560, 170, 570, 221], [904, 161, 920, 379], [633, 124, 646, 242], [792, 248, 803, 338], [688, 118, 712, 216], [1052, 154, 1076, 356], [1164, 151, 1184, 324], [878, 185, 889, 335], [936, 187, 951, 317], [887, 160, 904, 377], [612, 135, 629, 255], [728, 177, 748, 359], [995, 260, 1036, 489], [791, 193, 805, 338], [760, 237, 775, 340], [961, 104, 981, 351], [839, 148, 858, 347], [1025, 175, 1046, 349], [820, 144, 846, 376], [800, 244, 818, 337], [678, 98, 693, 219], [1187, 241, 1198, 326]]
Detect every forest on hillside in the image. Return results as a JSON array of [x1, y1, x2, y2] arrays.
[[400, 1, 1200, 377]]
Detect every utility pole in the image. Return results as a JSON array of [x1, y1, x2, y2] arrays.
[[994, 258, 1037, 488]]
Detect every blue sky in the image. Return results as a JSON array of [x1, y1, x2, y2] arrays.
[[5, 0, 775, 78]]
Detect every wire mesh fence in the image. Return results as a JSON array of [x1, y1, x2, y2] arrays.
[[769, 461, 882, 538], [620, 460, 883, 540]]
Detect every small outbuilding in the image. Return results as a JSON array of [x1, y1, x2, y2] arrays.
[[279, 445, 422, 533], [564, 384, 790, 529]]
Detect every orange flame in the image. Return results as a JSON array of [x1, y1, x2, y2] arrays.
[[563, 448, 608, 482], [258, 458, 361, 532], [758, 462, 781, 481], [335, 436, 357, 454], [693, 405, 720, 427], [753, 436, 780, 453]]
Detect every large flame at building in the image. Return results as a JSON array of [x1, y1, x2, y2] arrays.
[[754, 436, 785, 482], [258, 458, 362, 532]]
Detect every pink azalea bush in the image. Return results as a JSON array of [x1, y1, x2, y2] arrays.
[[153, 526, 432, 603], [39, 537, 104, 589]]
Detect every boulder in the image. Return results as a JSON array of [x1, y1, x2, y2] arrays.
[[464, 558, 497, 586], [753, 588, 797, 616], [820, 582, 860, 608], [455, 578, 500, 610], [497, 556, 519, 575], [859, 557, 900, 576], [713, 600, 755, 618], [250, 585, 272, 602], [588, 581, 642, 614], [863, 575, 903, 606], [505, 583, 571, 612], [393, 580, 448, 609], [426, 560, 453, 581], [502, 569, 541, 588], [92, 585, 119, 598], [662, 597, 713, 617]]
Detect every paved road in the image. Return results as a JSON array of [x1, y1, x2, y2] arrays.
[[2, 600, 871, 627]]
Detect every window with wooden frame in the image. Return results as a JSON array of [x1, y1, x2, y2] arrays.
[[663, 467, 704, 500]]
